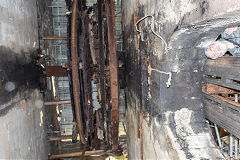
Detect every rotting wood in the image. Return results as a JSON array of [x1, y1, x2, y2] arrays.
[[203, 93, 240, 139], [48, 150, 105, 159], [204, 57, 240, 81], [71, 0, 86, 145], [106, 0, 119, 151], [202, 83, 236, 94], [210, 94, 240, 108]]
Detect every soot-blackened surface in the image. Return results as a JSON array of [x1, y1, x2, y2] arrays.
[[0, 46, 42, 112]]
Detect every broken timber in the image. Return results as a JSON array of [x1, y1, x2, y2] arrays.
[[203, 57, 240, 139], [106, 0, 119, 151], [48, 135, 72, 141], [48, 150, 105, 159], [44, 100, 71, 106], [71, 0, 86, 145], [41, 36, 68, 40]]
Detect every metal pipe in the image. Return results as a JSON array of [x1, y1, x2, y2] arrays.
[[214, 124, 222, 148], [71, 0, 86, 145], [230, 133, 233, 158], [235, 94, 239, 159]]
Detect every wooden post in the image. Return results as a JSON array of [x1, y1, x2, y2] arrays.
[[44, 100, 71, 106], [106, 0, 119, 151]]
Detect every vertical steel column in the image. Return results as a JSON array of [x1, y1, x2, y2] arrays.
[[106, 0, 119, 151], [71, 0, 86, 145]]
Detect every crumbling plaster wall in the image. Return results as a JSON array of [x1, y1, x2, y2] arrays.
[[123, 0, 240, 159], [0, 0, 47, 159]]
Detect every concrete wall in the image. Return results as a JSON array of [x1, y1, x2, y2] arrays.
[[0, 0, 47, 159], [123, 0, 240, 159]]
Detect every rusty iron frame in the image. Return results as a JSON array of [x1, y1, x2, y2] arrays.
[[71, 0, 86, 145], [106, 0, 119, 151]]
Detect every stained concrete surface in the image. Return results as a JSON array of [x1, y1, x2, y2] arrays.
[[0, 0, 48, 159], [123, 0, 240, 159]]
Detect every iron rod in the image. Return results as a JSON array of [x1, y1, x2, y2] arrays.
[[235, 94, 239, 159]]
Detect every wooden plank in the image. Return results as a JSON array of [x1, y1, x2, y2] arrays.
[[203, 93, 240, 138], [48, 150, 105, 159], [41, 36, 68, 40], [210, 94, 240, 108], [48, 135, 72, 141], [204, 57, 240, 81], [203, 77, 240, 91], [44, 100, 71, 106], [202, 83, 236, 94]]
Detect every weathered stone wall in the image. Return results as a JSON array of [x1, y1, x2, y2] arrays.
[[123, 0, 240, 159], [0, 0, 48, 159]]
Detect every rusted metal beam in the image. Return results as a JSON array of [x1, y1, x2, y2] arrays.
[[48, 150, 105, 159], [44, 100, 71, 106], [106, 0, 119, 151], [41, 36, 68, 40], [71, 0, 86, 145], [48, 135, 72, 141], [46, 66, 68, 77], [202, 83, 236, 94]]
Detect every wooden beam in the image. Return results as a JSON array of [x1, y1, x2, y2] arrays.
[[203, 93, 240, 139], [203, 77, 240, 91], [106, 0, 119, 151], [202, 83, 236, 94], [204, 57, 240, 81], [48, 135, 72, 141], [44, 100, 71, 106], [210, 94, 240, 108], [48, 150, 105, 159], [41, 36, 68, 40]]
